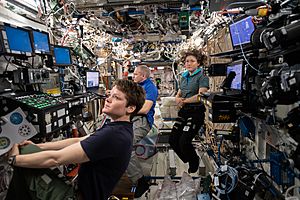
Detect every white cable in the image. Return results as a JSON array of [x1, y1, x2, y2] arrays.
[[229, 15, 261, 73], [226, 1, 263, 10], [171, 57, 179, 86], [253, 172, 264, 185], [285, 185, 300, 199], [67, 66, 80, 80]]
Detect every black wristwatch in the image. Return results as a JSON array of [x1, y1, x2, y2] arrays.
[[8, 155, 17, 166]]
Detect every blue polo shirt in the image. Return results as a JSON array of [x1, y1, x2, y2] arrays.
[[139, 78, 158, 128], [180, 68, 209, 98]]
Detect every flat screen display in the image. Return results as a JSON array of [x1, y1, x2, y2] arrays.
[[53, 46, 72, 65], [229, 16, 255, 47], [226, 61, 243, 90], [86, 71, 99, 89], [5, 25, 32, 54], [32, 30, 51, 54]]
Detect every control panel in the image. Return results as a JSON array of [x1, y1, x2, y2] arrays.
[[15, 93, 64, 109], [0, 92, 70, 140]]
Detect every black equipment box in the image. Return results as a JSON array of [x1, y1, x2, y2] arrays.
[[202, 92, 244, 123], [13, 68, 50, 84], [0, 92, 70, 140]]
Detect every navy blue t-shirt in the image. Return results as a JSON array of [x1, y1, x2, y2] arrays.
[[78, 121, 133, 200]]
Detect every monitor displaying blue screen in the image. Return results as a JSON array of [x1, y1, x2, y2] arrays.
[[5, 25, 32, 54], [53, 46, 72, 65], [32, 30, 50, 54], [227, 61, 243, 90], [229, 16, 255, 47], [86, 71, 99, 89]]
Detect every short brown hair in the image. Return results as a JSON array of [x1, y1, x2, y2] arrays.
[[181, 49, 207, 66], [113, 79, 145, 116]]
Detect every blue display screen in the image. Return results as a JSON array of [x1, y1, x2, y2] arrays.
[[227, 61, 243, 90], [229, 16, 255, 47], [5, 25, 32, 53], [53, 46, 72, 65], [32, 31, 50, 54]]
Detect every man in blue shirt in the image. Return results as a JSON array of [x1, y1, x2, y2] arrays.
[[128, 65, 158, 197]]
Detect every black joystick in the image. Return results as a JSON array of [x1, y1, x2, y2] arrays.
[[220, 71, 236, 95]]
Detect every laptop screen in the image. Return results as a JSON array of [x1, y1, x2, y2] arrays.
[[226, 60, 243, 90], [5, 25, 32, 54], [53, 46, 72, 66], [229, 16, 255, 48], [32, 30, 51, 55], [86, 71, 99, 90]]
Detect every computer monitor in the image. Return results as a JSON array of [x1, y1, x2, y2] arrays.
[[229, 16, 255, 48], [226, 60, 243, 90], [32, 30, 51, 55], [1, 24, 33, 56], [86, 71, 99, 91], [53, 45, 72, 66]]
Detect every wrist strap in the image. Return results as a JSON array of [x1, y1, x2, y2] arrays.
[[8, 155, 16, 166]]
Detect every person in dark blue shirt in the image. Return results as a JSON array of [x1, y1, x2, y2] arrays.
[[169, 49, 209, 174], [8, 80, 145, 200], [128, 65, 158, 197]]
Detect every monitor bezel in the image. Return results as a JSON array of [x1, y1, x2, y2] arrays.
[[226, 59, 244, 91], [229, 15, 255, 50], [0, 23, 33, 56], [31, 29, 52, 55], [52, 45, 73, 66], [86, 70, 100, 90]]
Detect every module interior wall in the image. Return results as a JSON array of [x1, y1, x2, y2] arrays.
[[206, 27, 232, 65], [204, 27, 234, 148]]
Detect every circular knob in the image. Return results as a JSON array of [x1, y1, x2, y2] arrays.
[[35, 73, 41, 80], [10, 112, 23, 125], [42, 71, 49, 78]]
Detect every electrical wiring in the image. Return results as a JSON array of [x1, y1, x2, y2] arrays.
[[171, 57, 179, 86], [226, 1, 265, 10], [51, 2, 77, 18], [252, 146, 266, 172], [45, 4, 64, 23], [2, 56, 12, 76], [253, 172, 264, 185], [285, 185, 300, 199], [127, 18, 145, 32], [31, 56, 35, 68], [214, 165, 239, 196], [18, 84, 25, 91], [107, 6, 136, 20], [0, 165, 12, 193], [47, 27, 60, 43]]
